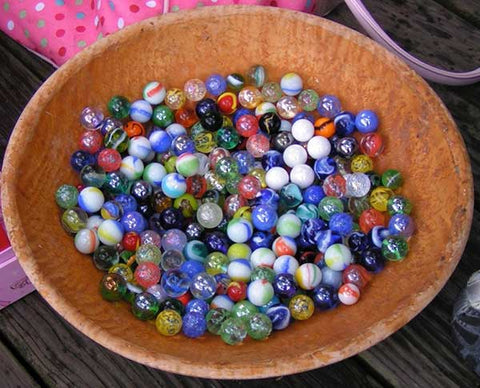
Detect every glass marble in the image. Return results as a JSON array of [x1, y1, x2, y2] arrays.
[[359, 248, 385, 273], [155, 309, 182, 336], [314, 117, 335, 138], [205, 73, 227, 96], [93, 245, 119, 271], [79, 130, 103, 154], [246, 312, 272, 340], [100, 273, 127, 301], [129, 180, 153, 204], [135, 243, 162, 265], [382, 235, 409, 261], [216, 126, 240, 150], [343, 264, 372, 290], [132, 292, 159, 320], [360, 132, 384, 157], [276, 96, 300, 119], [250, 266, 276, 283], [142, 80, 166, 105], [347, 231, 370, 253], [334, 136, 358, 159], [204, 251, 229, 275], [345, 172, 371, 198], [182, 312, 207, 338], [258, 112, 281, 136], [338, 283, 360, 305], [355, 110, 379, 133], [266, 305, 291, 330], [283, 144, 307, 168], [369, 186, 395, 212], [134, 261, 161, 289], [100, 116, 121, 136], [329, 212, 354, 236], [185, 299, 209, 316], [300, 218, 327, 246], [276, 213, 302, 238], [245, 133, 269, 158], [387, 195, 413, 215], [70, 150, 95, 172], [200, 111, 223, 132], [216, 92, 238, 115], [317, 195, 345, 222], [298, 89, 319, 111], [164, 88, 186, 110], [324, 243, 353, 271], [160, 269, 190, 297], [205, 308, 230, 335], [314, 157, 337, 180], [247, 279, 274, 306], [290, 164, 315, 189], [97, 219, 124, 246], [220, 317, 247, 345], [272, 273, 297, 298], [160, 249, 185, 271], [96, 149, 121, 173], [333, 111, 356, 137], [317, 95, 341, 118], [382, 169, 403, 189], [80, 106, 104, 130], [107, 95, 130, 119], [226, 73, 245, 91], [129, 99, 153, 123], [348, 196, 371, 219], [172, 107, 195, 128], [121, 210, 148, 234], [55, 184, 79, 209], [231, 300, 258, 321], [359, 208, 386, 234], [312, 284, 339, 310], [214, 156, 239, 180], [61, 207, 88, 234], [235, 114, 259, 137], [246, 65, 266, 88], [183, 78, 207, 102], [273, 254, 299, 275], [351, 155, 374, 173], [289, 294, 315, 320], [279, 183, 303, 209], [180, 259, 205, 279], [224, 279, 246, 301], [271, 131, 295, 152], [296, 203, 319, 222], [152, 105, 174, 127], [280, 72, 303, 96], [196, 202, 223, 229], [187, 272, 216, 300], [238, 86, 263, 109], [388, 214, 415, 238]]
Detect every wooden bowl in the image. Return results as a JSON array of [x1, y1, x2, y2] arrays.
[[1, 6, 473, 379]]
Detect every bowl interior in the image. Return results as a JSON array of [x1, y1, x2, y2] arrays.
[[1, 6, 473, 379]]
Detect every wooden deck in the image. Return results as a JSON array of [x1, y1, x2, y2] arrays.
[[1, 1, 479, 386]]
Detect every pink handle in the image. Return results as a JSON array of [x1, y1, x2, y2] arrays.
[[345, 0, 480, 85]]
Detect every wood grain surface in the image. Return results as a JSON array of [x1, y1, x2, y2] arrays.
[[0, 0, 479, 386]]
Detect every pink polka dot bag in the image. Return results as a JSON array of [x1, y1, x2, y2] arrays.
[[0, 0, 318, 66]]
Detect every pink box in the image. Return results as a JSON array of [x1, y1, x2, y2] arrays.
[[0, 214, 35, 310]]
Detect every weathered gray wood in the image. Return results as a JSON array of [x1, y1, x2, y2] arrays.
[[329, 0, 480, 71], [0, 340, 40, 388], [0, 293, 385, 387]]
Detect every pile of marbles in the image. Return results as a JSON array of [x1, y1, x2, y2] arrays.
[[55, 65, 415, 345]]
